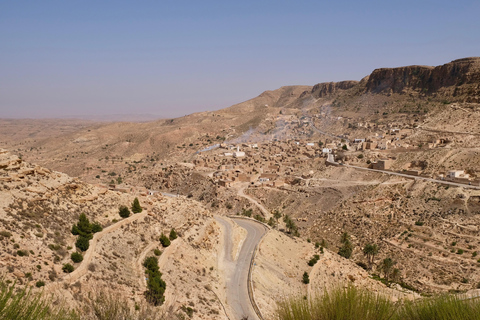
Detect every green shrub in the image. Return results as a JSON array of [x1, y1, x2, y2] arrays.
[[71, 252, 83, 263], [91, 222, 102, 233], [154, 249, 162, 256], [415, 221, 424, 226], [277, 285, 396, 320], [169, 228, 177, 241], [241, 208, 253, 217], [35, 281, 45, 288], [0, 230, 12, 237], [75, 236, 90, 252], [254, 215, 265, 223], [17, 250, 29, 257], [119, 205, 131, 218], [302, 272, 310, 284], [62, 264, 74, 273], [132, 197, 143, 213], [399, 294, 480, 320], [159, 234, 171, 247], [0, 279, 79, 320], [307, 254, 320, 267]]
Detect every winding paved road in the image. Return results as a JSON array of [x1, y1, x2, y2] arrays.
[[215, 216, 267, 320]]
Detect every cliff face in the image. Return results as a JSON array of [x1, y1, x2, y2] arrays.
[[310, 80, 358, 98], [365, 57, 480, 101]]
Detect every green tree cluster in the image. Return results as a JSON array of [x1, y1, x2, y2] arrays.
[[302, 272, 310, 284], [307, 254, 321, 267], [71, 213, 102, 252], [143, 256, 166, 306]]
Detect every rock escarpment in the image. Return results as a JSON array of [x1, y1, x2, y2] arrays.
[[365, 57, 480, 101], [310, 80, 358, 98]]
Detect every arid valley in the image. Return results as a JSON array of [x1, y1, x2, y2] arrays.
[[2, 57, 480, 319]]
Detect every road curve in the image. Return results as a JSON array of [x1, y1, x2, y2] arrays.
[[215, 216, 267, 320]]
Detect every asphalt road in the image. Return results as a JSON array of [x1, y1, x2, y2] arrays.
[[328, 160, 480, 190], [215, 216, 267, 320]]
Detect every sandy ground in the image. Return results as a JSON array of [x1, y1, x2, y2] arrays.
[[252, 230, 414, 318]]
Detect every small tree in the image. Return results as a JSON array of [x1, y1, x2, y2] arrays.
[[273, 210, 282, 228], [62, 263, 74, 273], [119, 205, 131, 218], [76, 236, 90, 252], [381, 258, 395, 281], [132, 197, 143, 214], [71, 252, 83, 263], [302, 272, 310, 284], [91, 222, 103, 233], [363, 243, 379, 269], [342, 144, 348, 150], [267, 217, 276, 228], [159, 233, 171, 247], [338, 232, 353, 259], [169, 228, 177, 241]]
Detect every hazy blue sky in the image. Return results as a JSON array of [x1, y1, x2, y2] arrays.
[[1, 0, 479, 119]]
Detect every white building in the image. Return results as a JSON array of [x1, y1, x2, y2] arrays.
[[447, 170, 467, 179]]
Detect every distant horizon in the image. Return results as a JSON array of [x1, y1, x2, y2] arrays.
[[2, 1, 479, 119]]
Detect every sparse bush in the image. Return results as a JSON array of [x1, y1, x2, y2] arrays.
[[241, 208, 252, 217], [415, 221, 424, 226], [71, 252, 83, 263], [35, 281, 45, 288], [154, 249, 162, 256], [254, 215, 265, 223]]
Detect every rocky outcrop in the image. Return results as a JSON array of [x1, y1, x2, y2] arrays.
[[365, 57, 480, 99], [311, 80, 358, 98]]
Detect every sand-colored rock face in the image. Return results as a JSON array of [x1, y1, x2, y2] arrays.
[[366, 57, 480, 98]]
